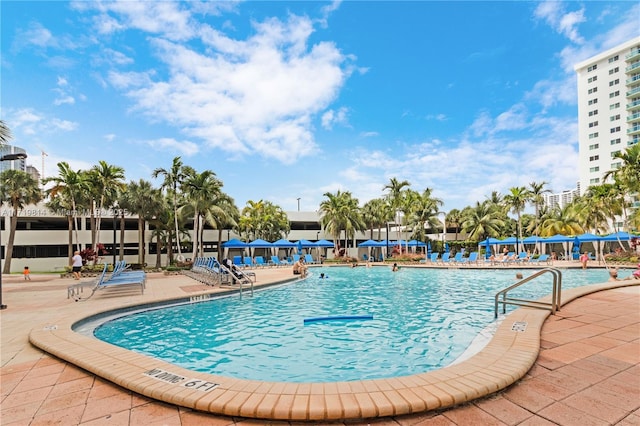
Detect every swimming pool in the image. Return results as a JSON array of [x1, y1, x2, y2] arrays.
[[93, 267, 620, 383]]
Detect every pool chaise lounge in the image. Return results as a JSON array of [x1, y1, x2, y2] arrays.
[[32, 277, 639, 421], [67, 262, 146, 300]]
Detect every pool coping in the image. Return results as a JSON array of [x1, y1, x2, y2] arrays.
[[28, 277, 639, 421]]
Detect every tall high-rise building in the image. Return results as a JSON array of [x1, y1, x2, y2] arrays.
[[0, 144, 28, 173], [574, 37, 640, 195]]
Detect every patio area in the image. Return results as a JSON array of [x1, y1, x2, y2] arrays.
[[1, 267, 638, 425]]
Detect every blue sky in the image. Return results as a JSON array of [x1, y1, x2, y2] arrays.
[[2, 1, 639, 212]]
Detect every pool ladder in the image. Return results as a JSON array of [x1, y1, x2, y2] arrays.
[[494, 268, 562, 318]]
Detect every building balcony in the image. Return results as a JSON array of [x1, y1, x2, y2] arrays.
[[628, 74, 640, 87], [626, 61, 640, 73], [629, 112, 640, 123], [626, 48, 640, 61], [627, 86, 640, 98], [628, 125, 640, 135], [628, 99, 640, 111]]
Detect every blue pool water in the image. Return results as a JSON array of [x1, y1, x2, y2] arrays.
[[93, 267, 620, 383]]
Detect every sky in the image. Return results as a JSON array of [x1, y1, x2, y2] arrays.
[[2, 1, 639, 214]]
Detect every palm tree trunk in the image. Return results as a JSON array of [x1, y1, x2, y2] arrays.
[[217, 229, 223, 260], [191, 211, 199, 260], [2, 208, 18, 274], [155, 235, 162, 269], [173, 193, 182, 258]]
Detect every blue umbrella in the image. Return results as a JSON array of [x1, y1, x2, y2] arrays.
[[485, 238, 491, 259], [272, 238, 295, 248], [572, 236, 581, 260], [297, 240, 303, 254], [222, 238, 249, 248], [444, 242, 449, 252], [315, 239, 335, 248], [248, 239, 273, 248]]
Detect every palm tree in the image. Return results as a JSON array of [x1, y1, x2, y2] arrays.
[[0, 120, 11, 146], [44, 162, 90, 255], [604, 143, 640, 194], [89, 161, 126, 254], [202, 192, 239, 260], [503, 186, 531, 253], [409, 188, 443, 243], [528, 181, 551, 236], [120, 180, 163, 266], [237, 200, 289, 242], [383, 177, 411, 247], [180, 169, 223, 259], [538, 204, 584, 236], [152, 157, 188, 260], [445, 209, 463, 241], [319, 190, 364, 252], [461, 201, 504, 241], [579, 184, 624, 233], [0, 170, 42, 273], [603, 144, 640, 231]]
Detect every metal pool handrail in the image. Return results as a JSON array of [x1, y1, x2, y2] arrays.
[[494, 268, 562, 318]]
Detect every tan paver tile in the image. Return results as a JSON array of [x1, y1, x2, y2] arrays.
[[475, 394, 533, 425], [441, 403, 505, 426], [81, 392, 133, 423], [537, 401, 614, 426], [29, 403, 85, 426], [129, 401, 181, 424]]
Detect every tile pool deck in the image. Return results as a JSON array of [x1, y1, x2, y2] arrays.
[[1, 263, 638, 425]]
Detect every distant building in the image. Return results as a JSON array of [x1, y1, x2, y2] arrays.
[[543, 186, 581, 210], [0, 144, 28, 173], [574, 37, 640, 194], [26, 165, 41, 184]]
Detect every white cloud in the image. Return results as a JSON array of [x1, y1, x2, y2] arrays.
[[12, 22, 56, 50], [426, 114, 448, 122], [145, 138, 199, 156], [2, 108, 78, 136], [321, 107, 349, 130], [82, 1, 197, 41], [104, 134, 116, 142], [106, 12, 352, 164], [534, 1, 585, 44]]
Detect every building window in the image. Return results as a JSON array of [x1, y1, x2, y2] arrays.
[[588, 110, 598, 116], [609, 79, 619, 86], [611, 138, 621, 145], [609, 102, 620, 109], [611, 162, 621, 169], [610, 114, 620, 121], [588, 87, 598, 94], [588, 76, 597, 83], [590, 178, 600, 184], [589, 143, 599, 150], [588, 64, 598, 72], [588, 121, 598, 127], [608, 55, 619, 63], [611, 151, 621, 158], [588, 132, 599, 139], [610, 126, 620, 133], [588, 98, 598, 105], [609, 67, 619, 74], [589, 155, 599, 161], [589, 166, 599, 172], [609, 90, 620, 98]]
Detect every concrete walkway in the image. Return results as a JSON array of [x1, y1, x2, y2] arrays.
[[1, 267, 638, 425]]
